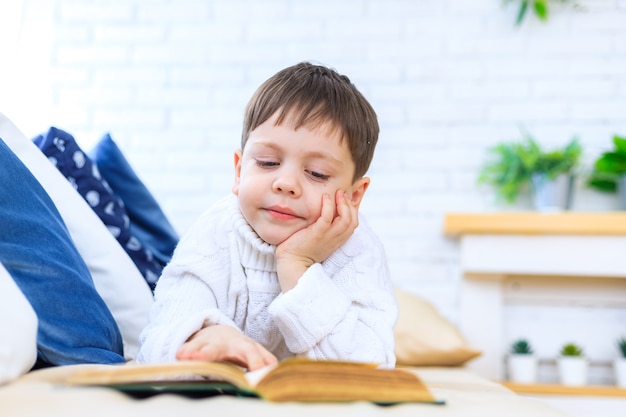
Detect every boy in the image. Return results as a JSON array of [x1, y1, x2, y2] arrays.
[[137, 62, 397, 370]]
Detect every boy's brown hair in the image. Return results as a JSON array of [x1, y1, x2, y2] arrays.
[[241, 62, 379, 181]]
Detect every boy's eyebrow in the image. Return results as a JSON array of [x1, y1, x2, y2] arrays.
[[252, 141, 345, 167], [305, 151, 345, 169]]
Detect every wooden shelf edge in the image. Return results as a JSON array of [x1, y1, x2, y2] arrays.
[[502, 381, 626, 398], [444, 212, 626, 237]]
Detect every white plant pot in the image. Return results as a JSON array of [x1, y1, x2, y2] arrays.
[[614, 358, 626, 388], [618, 175, 626, 210], [558, 357, 588, 386], [507, 354, 538, 384], [531, 173, 574, 212]]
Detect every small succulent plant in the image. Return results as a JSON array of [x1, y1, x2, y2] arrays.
[[617, 338, 626, 358], [560, 343, 584, 357], [510, 339, 534, 355]]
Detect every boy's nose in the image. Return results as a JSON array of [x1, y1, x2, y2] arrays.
[[272, 171, 301, 197]]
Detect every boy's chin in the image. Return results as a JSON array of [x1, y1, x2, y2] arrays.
[[254, 230, 286, 246], [257, 229, 300, 247]]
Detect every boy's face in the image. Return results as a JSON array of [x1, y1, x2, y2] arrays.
[[232, 112, 369, 246]]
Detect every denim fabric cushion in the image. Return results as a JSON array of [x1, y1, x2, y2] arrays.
[[89, 133, 179, 266], [33, 127, 162, 291], [0, 138, 124, 366]]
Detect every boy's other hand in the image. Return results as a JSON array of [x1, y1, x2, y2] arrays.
[[275, 189, 358, 291], [176, 324, 278, 371]]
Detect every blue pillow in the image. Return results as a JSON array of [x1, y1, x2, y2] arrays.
[[0, 138, 124, 366], [33, 127, 162, 291], [89, 133, 179, 266]]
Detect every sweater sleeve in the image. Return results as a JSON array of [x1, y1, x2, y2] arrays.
[[267, 223, 398, 367], [136, 273, 240, 364], [136, 202, 241, 364]]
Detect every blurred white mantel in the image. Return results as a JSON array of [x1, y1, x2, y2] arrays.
[[444, 212, 626, 381]]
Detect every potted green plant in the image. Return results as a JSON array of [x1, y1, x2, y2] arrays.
[[507, 339, 538, 384], [558, 342, 587, 386], [587, 134, 626, 209], [478, 133, 582, 211], [615, 337, 626, 388]]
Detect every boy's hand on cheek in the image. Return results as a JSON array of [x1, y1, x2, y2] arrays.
[[275, 189, 359, 292]]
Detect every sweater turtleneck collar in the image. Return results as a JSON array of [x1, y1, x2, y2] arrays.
[[229, 196, 277, 273]]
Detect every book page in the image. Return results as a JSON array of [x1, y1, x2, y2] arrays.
[[244, 362, 278, 387], [64, 361, 251, 390], [249, 358, 438, 403]]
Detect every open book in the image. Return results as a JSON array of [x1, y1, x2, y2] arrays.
[[45, 357, 442, 404]]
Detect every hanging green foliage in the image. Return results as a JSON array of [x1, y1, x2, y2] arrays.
[[503, 0, 579, 26]]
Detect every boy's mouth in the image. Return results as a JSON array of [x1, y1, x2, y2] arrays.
[[265, 205, 301, 220]]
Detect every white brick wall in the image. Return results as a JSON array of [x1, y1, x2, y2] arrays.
[[1, 0, 626, 376]]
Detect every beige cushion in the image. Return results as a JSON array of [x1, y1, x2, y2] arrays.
[[394, 289, 481, 366]]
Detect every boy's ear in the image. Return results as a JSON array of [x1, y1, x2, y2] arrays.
[[232, 149, 243, 195], [349, 177, 370, 209]]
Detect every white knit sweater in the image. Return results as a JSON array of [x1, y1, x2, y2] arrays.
[[137, 194, 397, 366]]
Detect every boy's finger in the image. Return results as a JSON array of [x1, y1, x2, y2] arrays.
[[253, 344, 278, 369], [333, 191, 354, 228], [333, 190, 349, 218], [241, 343, 277, 371], [319, 193, 334, 225], [259, 345, 279, 366]]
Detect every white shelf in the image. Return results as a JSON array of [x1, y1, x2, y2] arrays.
[[443, 212, 626, 381]]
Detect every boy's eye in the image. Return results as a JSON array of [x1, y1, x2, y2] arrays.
[[256, 160, 278, 168], [308, 170, 330, 181]]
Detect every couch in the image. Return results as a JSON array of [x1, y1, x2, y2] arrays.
[[0, 113, 566, 416]]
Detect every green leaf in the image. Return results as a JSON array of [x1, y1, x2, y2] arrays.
[[587, 174, 618, 193], [516, 0, 529, 25], [612, 135, 626, 155], [587, 133, 626, 193], [595, 153, 626, 174], [533, 0, 548, 21]]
